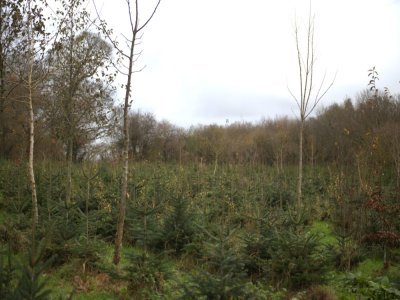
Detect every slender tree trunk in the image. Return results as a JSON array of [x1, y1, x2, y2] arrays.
[[86, 176, 90, 240], [65, 5, 75, 217], [213, 152, 218, 176], [0, 8, 5, 159], [356, 155, 364, 192], [112, 95, 129, 266], [65, 139, 73, 212], [28, 70, 38, 227], [113, 30, 136, 266], [394, 142, 400, 188], [0, 87, 5, 158], [311, 136, 314, 170], [0, 71, 4, 158], [27, 0, 38, 229], [297, 119, 304, 207]]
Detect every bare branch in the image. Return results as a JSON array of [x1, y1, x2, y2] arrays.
[[305, 71, 336, 119], [109, 59, 129, 76], [295, 22, 304, 109], [121, 32, 133, 44], [288, 86, 301, 111], [126, 0, 137, 34], [137, 0, 161, 32], [133, 65, 146, 73], [91, 0, 128, 58]]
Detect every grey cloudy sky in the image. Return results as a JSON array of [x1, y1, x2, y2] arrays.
[[93, 0, 400, 127]]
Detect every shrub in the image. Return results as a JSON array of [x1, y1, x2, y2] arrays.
[[0, 246, 16, 300], [267, 229, 334, 290], [124, 250, 171, 298], [341, 272, 400, 299], [181, 227, 254, 299], [15, 239, 56, 300], [159, 195, 197, 255]]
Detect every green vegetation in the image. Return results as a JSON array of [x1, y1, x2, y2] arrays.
[[1, 84, 400, 297], [1, 161, 399, 299], [1, 0, 400, 299]]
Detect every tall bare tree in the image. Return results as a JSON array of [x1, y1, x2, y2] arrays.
[[288, 4, 334, 207], [95, 0, 161, 265]]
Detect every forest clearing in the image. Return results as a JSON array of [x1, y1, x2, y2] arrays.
[[1, 0, 400, 299]]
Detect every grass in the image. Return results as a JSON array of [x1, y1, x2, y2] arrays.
[[355, 258, 383, 277], [309, 221, 339, 248], [44, 242, 131, 299], [45, 243, 188, 299]]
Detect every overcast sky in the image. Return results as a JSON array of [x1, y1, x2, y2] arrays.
[[92, 0, 400, 127]]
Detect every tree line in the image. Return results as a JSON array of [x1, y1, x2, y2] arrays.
[[106, 90, 399, 183], [2, 40, 400, 182], [2, 0, 399, 183]]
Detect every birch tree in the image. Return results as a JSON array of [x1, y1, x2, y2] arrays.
[[288, 5, 334, 207], [15, 0, 48, 229]]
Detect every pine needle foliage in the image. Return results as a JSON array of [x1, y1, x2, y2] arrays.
[[182, 226, 252, 299], [124, 250, 171, 298], [126, 200, 163, 250], [125, 180, 164, 250], [15, 238, 56, 300], [160, 194, 197, 255], [267, 228, 333, 290], [0, 245, 16, 300]]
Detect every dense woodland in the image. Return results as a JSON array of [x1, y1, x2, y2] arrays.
[[4, 88, 400, 173], [1, 0, 400, 299]]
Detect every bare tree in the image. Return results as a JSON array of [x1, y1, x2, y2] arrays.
[[95, 0, 161, 265], [288, 4, 334, 207]]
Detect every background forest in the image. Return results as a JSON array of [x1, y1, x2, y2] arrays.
[[1, 0, 400, 299]]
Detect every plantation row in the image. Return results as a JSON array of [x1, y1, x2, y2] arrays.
[[1, 160, 399, 298]]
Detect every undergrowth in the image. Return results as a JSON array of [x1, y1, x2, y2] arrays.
[[0, 161, 399, 299]]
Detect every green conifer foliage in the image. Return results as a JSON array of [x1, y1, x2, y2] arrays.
[[124, 251, 170, 298], [267, 229, 333, 290], [182, 227, 252, 299], [0, 245, 16, 300], [161, 195, 196, 255], [15, 239, 55, 299]]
